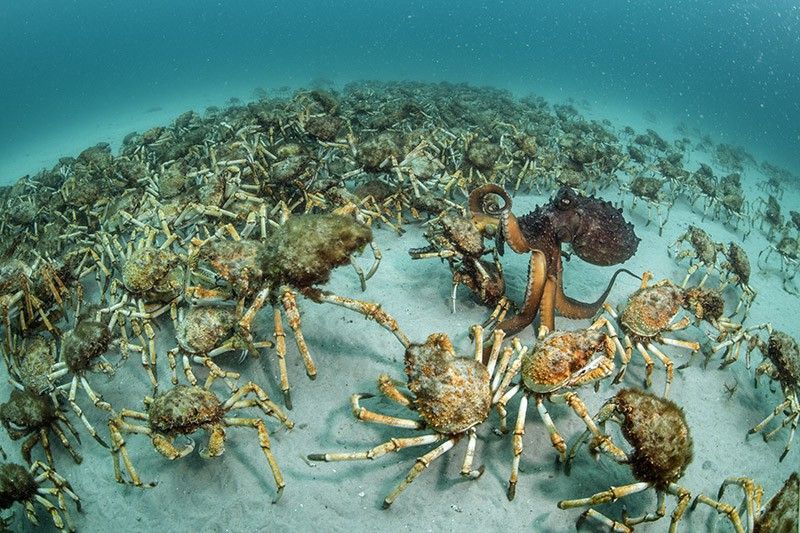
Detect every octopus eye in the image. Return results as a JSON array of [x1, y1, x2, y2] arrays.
[[555, 186, 577, 210]]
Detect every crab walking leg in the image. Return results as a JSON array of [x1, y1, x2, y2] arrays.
[[382, 436, 461, 508], [364, 241, 382, 281], [460, 428, 483, 478], [495, 384, 520, 433], [59, 390, 108, 448], [577, 508, 632, 533], [350, 257, 367, 292], [377, 374, 414, 407], [750, 398, 792, 437], [351, 394, 424, 429], [222, 382, 292, 429], [131, 319, 158, 389], [535, 396, 568, 463], [108, 416, 150, 486], [558, 481, 652, 509], [664, 483, 692, 533], [309, 433, 442, 465], [555, 392, 626, 461], [21, 432, 49, 466], [622, 489, 666, 527], [661, 336, 700, 351], [491, 344, 516, 393], [635, 342, 656, 388], [491, 343, 527, 404], [49, 423, 83, 464], [691, 494, 746, 533], [32, 493, 65, 531], [507, 394, 529, 500], [484, 329, 506, 376], [281, 289, 316, 379], [481, 296, 511, 329], [224, 417, 286, 503], [302, 288, 411, 348], [79, 376, 112, 411], [471, 325, 484, 360], [646, 343, 674, 397], [272, 307, 292, 408]]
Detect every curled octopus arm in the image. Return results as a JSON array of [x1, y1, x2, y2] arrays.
[[469, 184, 530, 253]]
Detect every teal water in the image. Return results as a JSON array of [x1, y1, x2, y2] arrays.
[[1, 1, 798, 181]]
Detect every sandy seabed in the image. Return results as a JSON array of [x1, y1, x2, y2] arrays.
[[1, 98, 797, 533]]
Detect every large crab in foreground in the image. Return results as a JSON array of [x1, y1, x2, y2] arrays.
[[492, 317, 628, 500], [308, 326, 507, 508], [561, 388, 694, 533], [469, 184, 639, 335]]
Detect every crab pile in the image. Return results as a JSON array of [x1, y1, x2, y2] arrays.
[[0, 81, 796, 531]]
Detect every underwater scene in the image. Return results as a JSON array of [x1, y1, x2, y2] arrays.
[[1, 1, 799, 532]]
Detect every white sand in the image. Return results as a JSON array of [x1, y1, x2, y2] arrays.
[[1, 95, 797, 532]]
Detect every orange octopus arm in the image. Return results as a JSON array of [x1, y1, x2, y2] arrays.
[[555, 268, 635, 319], [495, 250, 547, 335], [539, 275, 557, 332], [500, 210, 531, 254]]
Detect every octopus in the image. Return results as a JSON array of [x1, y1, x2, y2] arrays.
[[470, 184, 639, 335]]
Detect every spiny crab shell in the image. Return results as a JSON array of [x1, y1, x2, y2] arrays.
[[0, 388, 56, 434], [521, 329, 612, 394], [122, 247, 184, 302], [683, 287, 725, 322], [0, 463, 37, 509], [767, 331, 800, 387], [725, 242, 751, 284], [176, 306, 237, 354], [15, 336, 54, 394], [757, 472, 798, 532], [620, 282, 684, 339], [262, 213, 372, 289], [404, 333, 490, 435], [62, 319, 112, 373], [436, 215, 486, 257], [147, 385, 223, 435], [616, 388, 693, 489], [196, 239, 264, 297]]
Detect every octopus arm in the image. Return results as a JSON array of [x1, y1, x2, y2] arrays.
[[495, 250, 547, 335], [555, 268, 640, 319], [468, 184, 531, 253]]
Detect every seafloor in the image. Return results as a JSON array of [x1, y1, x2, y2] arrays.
[[0, 82, 797, 532]]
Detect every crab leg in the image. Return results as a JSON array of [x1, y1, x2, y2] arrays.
[[270, 307, 292, 408], [281, 289, 315, 379], [382, 435, 460, 508], [350, 393, 423, 429], [302, 288, 411, 348], [224, 417, 286, 503], [507, 394, 529, 500]]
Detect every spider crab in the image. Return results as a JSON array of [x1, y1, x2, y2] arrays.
[[469, 184, 639, 335]]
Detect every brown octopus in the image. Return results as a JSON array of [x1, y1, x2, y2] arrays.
[[470, 184, 639, 335]]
